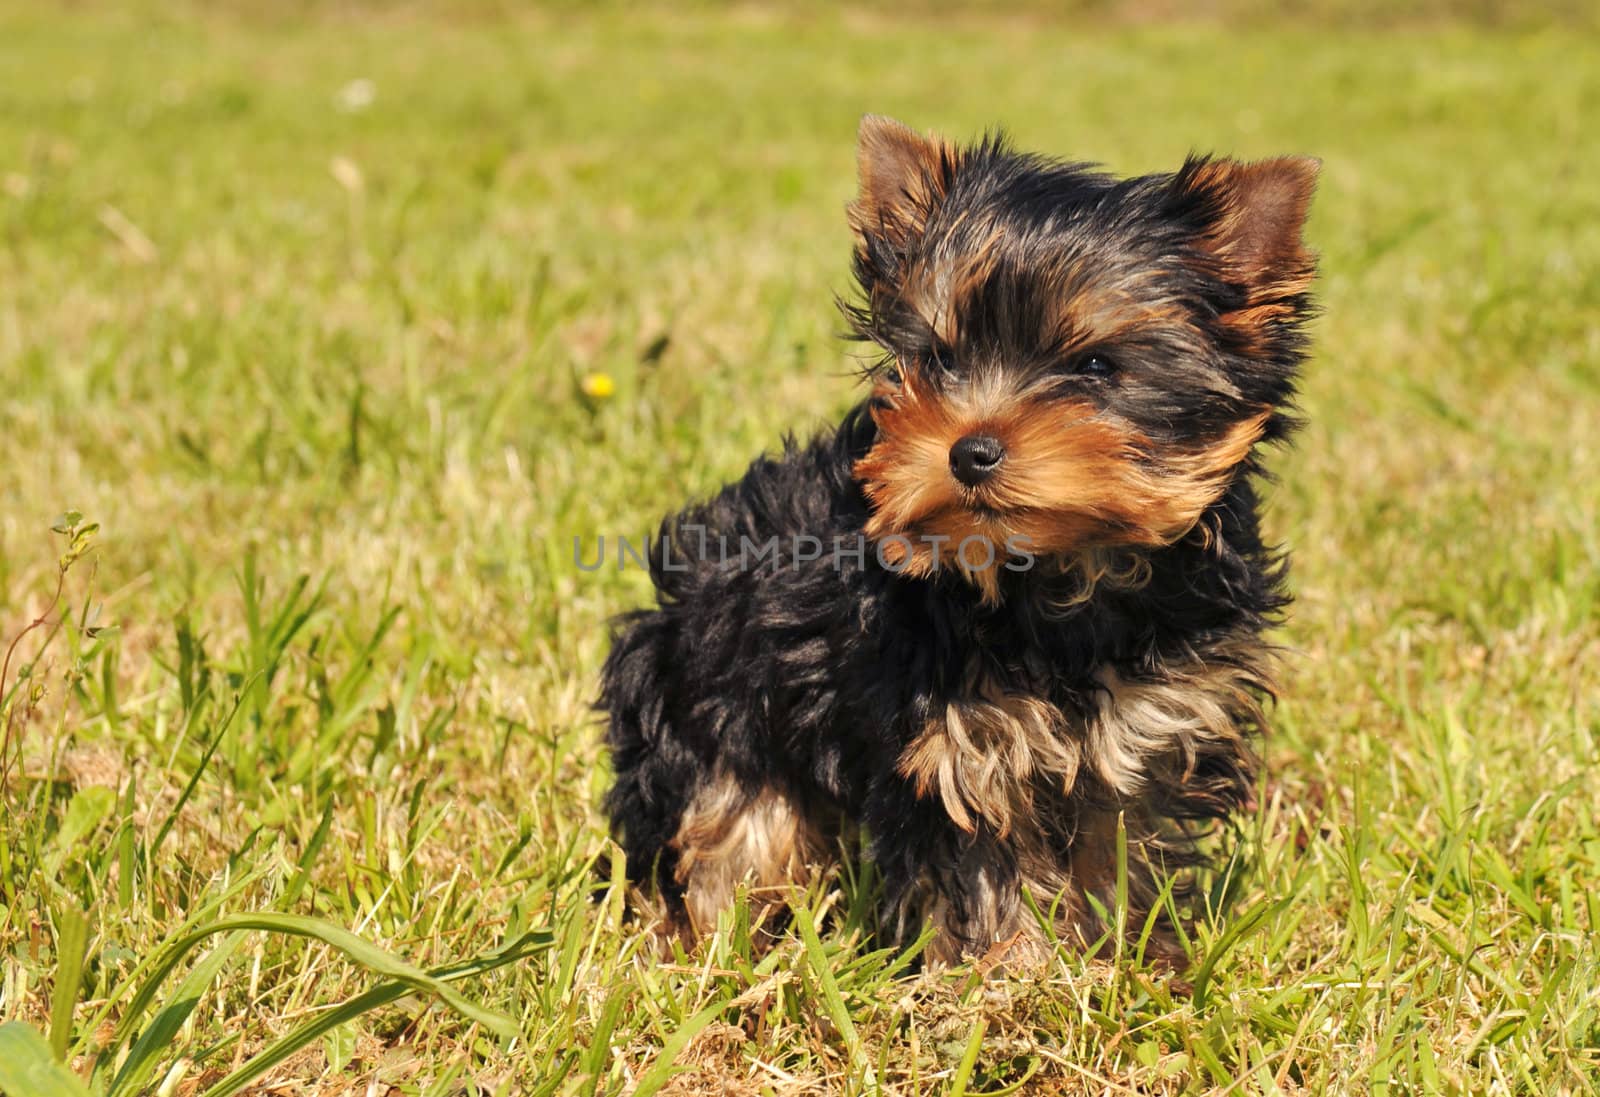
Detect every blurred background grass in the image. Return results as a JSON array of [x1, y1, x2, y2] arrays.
[[1, 2, 1597, 1094]]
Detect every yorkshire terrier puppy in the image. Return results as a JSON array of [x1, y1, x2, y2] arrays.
[[601, 115, 1317, 966]]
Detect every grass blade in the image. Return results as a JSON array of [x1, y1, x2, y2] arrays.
[[793, 901, 865, 1072], [108, 930, 247, 1097], [49, 907, 91, 1062], [0, 1021, 95, 1097], [198, 929, 551, 1097], [102, 913, 545, 1094], [630, 995, 731, 1097], [79, 864, 272, 1066], [948, 1017, 987, 1097], [1190, 897, 1291, 1008], [150, 682, 254, 859], [113, 912, 522, 1053]]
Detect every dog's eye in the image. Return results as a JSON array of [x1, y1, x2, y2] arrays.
[[883, 364, 902, 386], [928, 341, 958, 378], [1070, 353, 1119, 379]]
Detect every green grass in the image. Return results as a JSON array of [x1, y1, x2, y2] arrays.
[[2, 4, 1598, 1094]]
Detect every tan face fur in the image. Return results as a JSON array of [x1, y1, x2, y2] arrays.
[[845, 116, 1315, 602]]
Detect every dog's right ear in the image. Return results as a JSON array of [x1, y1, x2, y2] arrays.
[[850, 115, 956, 248]]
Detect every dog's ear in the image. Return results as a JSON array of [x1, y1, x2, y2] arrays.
[[1173, 155, 1319, 303], [850, 115, 956, 247]]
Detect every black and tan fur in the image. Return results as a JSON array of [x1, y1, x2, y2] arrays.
[[600, 116, 1317, 966]]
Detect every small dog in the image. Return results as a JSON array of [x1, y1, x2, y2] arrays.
[[601, 116, 1317, 966]]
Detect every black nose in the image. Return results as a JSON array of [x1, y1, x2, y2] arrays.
[[949, 434, 1006, 487]]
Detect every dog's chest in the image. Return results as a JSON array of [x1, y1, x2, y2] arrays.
[[893, 649, 1251, 835]]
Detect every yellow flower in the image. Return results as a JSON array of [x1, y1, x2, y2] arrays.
[[580, 372, 616, 399]]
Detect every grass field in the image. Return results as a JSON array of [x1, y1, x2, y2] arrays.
[[2, 4, 1599, 1094]]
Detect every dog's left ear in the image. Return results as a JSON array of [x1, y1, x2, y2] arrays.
[[850, 114, 957, 247], [1173, 156, 1320, 303]]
